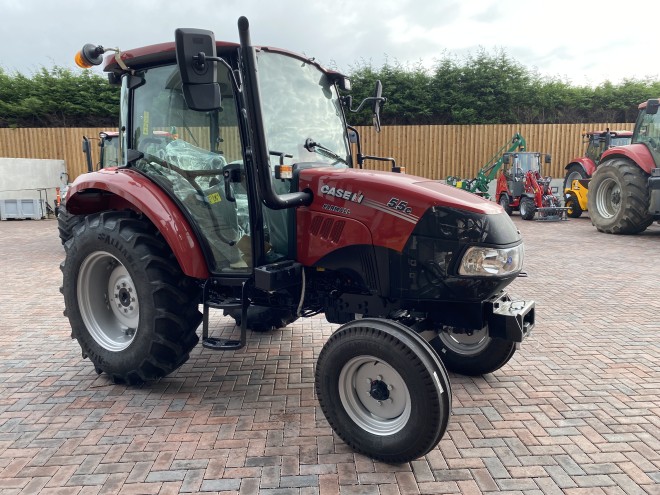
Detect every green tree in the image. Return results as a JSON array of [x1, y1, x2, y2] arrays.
[[0, 67, 119, 127]]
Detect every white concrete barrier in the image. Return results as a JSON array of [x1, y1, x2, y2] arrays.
[[0, 158, 67, 219]]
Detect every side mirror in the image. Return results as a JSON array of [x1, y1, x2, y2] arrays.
[[545, 154, 552, 164], [174, 28, 221, 111], [503, 154, 511, 165], [647, 99, 660, 115], [372, 80, 383, 133]]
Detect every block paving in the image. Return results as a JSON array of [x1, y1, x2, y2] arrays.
[[0, 215, 658, 494]]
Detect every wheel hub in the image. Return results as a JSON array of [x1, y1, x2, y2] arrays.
[[596, 177, 621, 219], [439, 326, 490, 356], [108, 267, 138, 324], [369, 379, 390, 401], [338, 356, 411, 435]]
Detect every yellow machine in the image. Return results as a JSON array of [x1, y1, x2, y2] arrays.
[[564, 179, 590, 218]]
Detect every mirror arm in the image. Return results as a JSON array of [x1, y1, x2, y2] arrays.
[[344, 96, 386, 114]]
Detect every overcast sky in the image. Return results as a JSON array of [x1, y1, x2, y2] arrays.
[[1, 0, 658, 87]]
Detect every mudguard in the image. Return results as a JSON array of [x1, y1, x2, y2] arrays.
[[600, 144, 656, 174], [65, 168, 209, 279]]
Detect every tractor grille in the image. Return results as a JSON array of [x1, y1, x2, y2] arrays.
[[310, 216, 345, 244]]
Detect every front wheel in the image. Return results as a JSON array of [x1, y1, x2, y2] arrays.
[[315, 318, 451, 463], [61, 211, 202, 384], [499, 194, 512, 216], [565, 195, 583, 218], [519, 197, 536, 220], [430, 327, 516, 376]]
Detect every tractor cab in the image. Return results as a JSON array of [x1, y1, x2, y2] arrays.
[[584, 131, 633, 164], [503, 151, 544, 179], [632, 99, 660, 168], [108, 38, 354, 274], [502, 151, 549, 196]]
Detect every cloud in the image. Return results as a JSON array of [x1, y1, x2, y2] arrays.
[[0, 0, 658, 86]]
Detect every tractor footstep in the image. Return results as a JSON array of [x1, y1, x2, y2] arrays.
[[202, 337, 244, 351]]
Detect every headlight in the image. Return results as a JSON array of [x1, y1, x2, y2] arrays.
[[459, 244, 524, 277]]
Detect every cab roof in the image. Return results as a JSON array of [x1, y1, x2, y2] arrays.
[[102, 41, 345, 79]]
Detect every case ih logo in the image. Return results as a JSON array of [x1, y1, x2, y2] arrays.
[[320, 184, 364, 204]]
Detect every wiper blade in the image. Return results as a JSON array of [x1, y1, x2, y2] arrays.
[[304, 138, 347, 165]]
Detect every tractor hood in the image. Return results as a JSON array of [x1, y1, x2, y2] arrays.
[[297, 166, 523, 302], [297, 167, 517, 258]]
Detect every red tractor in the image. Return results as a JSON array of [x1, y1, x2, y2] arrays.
[[588, 100, 660, 234], [496, 151, 565, 220], [563, 130, 633, 191], [82, 130, 121, 171], [58, 131, 121, 243], [61, 18, 535, 462]]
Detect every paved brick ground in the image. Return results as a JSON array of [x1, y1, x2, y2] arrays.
[[0, 215, 658, 495]]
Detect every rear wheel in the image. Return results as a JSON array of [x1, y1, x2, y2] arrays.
[[565, 195, 583, 218], [430, 327, 516, 376], [519, 197, 536, 220], [315, 318, 451, 463], [563, 164, 587, 192], [57, 205, 84, 245], [499, 194, 512, 216], [61, 211, 202, 384], [587, 159, 653, 234]]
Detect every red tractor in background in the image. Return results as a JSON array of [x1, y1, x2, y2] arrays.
[[563, 129, 633, 191], [57, 131, 120, 242], [588, 99, 660, 234], [61, 18, 536, 462], [83, 130, 121, 171], [496, 151, 566, 220]]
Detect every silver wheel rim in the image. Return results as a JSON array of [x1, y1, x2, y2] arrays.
[[77, 251, 139, 351], [338, 355, 411, 436], [595, 177, 620, 219], [520, 200, 529, 216], [565, 170, 582, 187], [439, 327, 490, 356]]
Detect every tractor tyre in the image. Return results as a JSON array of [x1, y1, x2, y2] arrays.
[[499, 194, 513, 216], [587, 159, 653, 234], [565, 195, 583, 218], [519, 197, 536, 220], [61, 211, 202, 384], [315, 318, 451, 463], [563, 163, 587, 192], [429, 327, 516, 376], [57, 205, 85, 245], [224, 306, 298, 333]]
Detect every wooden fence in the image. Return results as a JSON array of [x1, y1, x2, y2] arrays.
[[0, 123, 634, 182]]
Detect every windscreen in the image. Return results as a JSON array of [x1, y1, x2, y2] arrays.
[[257, 51, 350, 167], [633, 108, 660, 167]]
